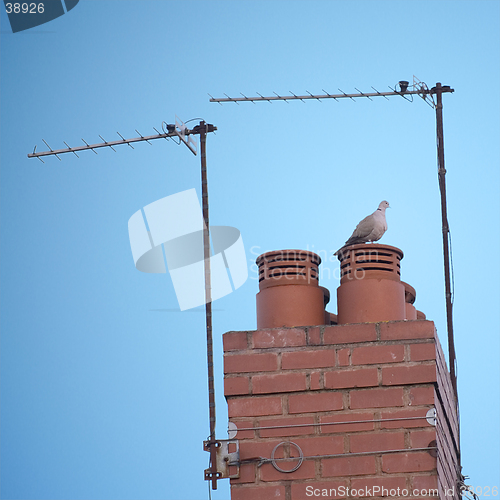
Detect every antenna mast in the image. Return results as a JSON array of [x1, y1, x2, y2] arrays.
[[27, 116, 222, 488]]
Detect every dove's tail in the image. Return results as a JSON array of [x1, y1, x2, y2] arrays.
[[334, 246, 350, 257], [334, 238, 366, 256]]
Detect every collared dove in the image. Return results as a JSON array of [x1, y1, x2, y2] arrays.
[[334, 201, 390, 256]]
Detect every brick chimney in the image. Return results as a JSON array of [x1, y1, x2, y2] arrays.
[[222, 246, 459, 500]]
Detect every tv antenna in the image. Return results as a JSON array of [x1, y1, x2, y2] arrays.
[[27, 116, 224, 490], [209, 76, 438, 106], [28, 115, 200, 161], [210, 75, 458, 414]]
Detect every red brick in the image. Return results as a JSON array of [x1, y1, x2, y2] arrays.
[[223, 331, 248, 351], [350, 430, 405, 453], [231, 484, 286, 500], [253, 372, 306, 394], [324, 323, 377, 344], [293, 435, 344, 456], [337, 348, 350, 366], [408, 386, 435, 406], [282, 349, 335, 369], [324, 367, 378, 389], [260, 458, 316, 481], [229, 419, 255, 439], [351, 476, 407, 496], [224, 352, 278, 374], [253, 328, 306, 348], [382, 363, 437, 386], [350, 387, 404, 409], [289, 391, 343, 414], [381, 408, 432, 429], [409, 429, 437, 449], [291, 481, 347, 500], [230, 463, 255, 484], [310, 371, 321, 390], [228, 396, 282, 417], [322, 455, 377, 477], [352, 344, 405, 365], [320, 412, 374, 433], [239, 439, 282, 460], [380, 320, 435, 341], [382, 451, 436, 473], [308, 326, 322, 345], [410, 343, 437, 361], [412, 474, 439, 492], [259, 416, 315, 437], [225, 376, 250, 396]]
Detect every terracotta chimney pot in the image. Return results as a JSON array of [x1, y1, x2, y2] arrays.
[[336, 244, 406, 324], [256, 250, 325, 328], [403, 281, 417, 320]]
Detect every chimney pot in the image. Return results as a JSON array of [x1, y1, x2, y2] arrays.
[[336, 244, 406, 324], [256, 250, 325, 328]]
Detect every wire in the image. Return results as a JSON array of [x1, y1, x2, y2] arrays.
[[184, 117, 205, 124], [448, 229, 455, 305], [435, 422, 460, 470], [459, 476, 480, 500], [161, 121, 181, 145], [230, 414, 437, 433], [271, 442, 303, 473], [207, 435, 212, 500], [447, 227, 459, 419], [240, 446, 438, 468], [391, 83, 414, 102]]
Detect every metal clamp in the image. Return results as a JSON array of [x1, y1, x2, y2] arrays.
[[203, 439, 240, 480], [426, 408, 437, 426]]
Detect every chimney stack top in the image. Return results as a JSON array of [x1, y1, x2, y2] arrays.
[[337, 243, 403, 284]]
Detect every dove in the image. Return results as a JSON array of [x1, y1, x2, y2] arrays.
[[334, 201, 390, 256]]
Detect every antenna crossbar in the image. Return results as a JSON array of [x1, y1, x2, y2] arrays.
[[27, 122, 217, 160], [28, 130, 178, 159], [209, 87, 453, 104]]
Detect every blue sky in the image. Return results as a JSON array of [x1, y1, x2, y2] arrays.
[[1, 1, 499, 499]]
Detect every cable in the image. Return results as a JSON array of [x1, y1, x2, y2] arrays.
[[459, 476, 480, 500], [435, 422, 460, 471], [240, 446, 438, 468], [161, 121, 181, 145], [271, 442, 303, 473], [391, 82, 413, 102], [184, 117, 205, 124], [448, 229, 455, 305], [447, 227, 460, 430], [206, 435, 212, 500], [230, 414, 437, 433]]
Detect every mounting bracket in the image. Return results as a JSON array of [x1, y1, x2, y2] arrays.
[[174, 115, 198, 155], [203, 439, 240, 480]]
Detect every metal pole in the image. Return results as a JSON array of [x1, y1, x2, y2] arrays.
[[435, 83, 458, 405], [200, 121, 217, 490]]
